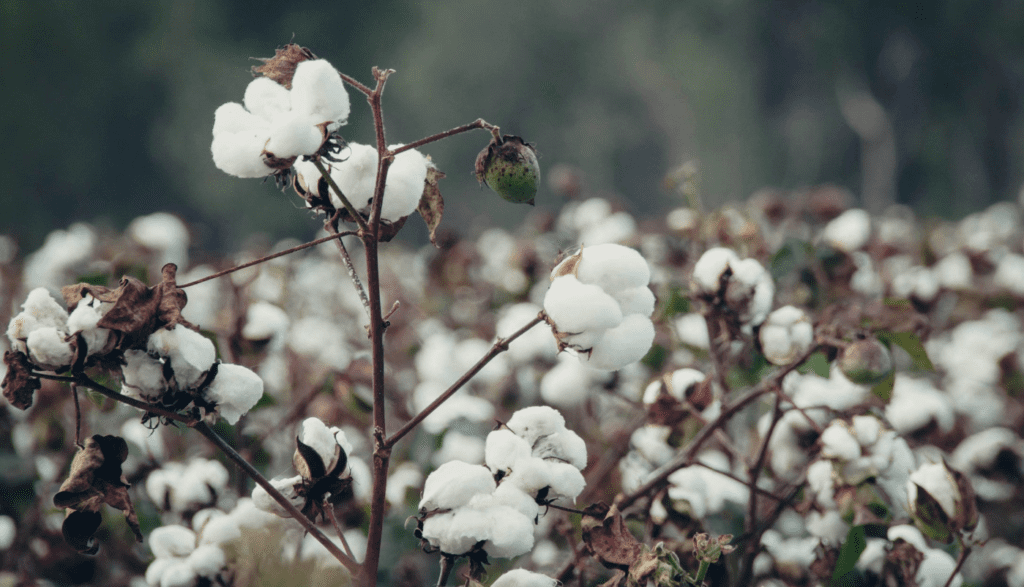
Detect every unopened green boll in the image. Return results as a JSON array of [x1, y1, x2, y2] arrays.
[[474, 135, 540, 205], [838, 338, 894, 385]]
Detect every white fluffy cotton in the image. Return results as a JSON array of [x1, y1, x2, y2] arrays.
[[203, 364, 264, 425], [759, 305, 814, 365]]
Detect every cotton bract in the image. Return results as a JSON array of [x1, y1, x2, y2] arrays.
[[543, 244, 655, 370], [211, 59, 349, 178]]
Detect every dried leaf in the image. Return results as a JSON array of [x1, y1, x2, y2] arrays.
[[63, 264, 191, 351], [251, 44, 316, 89], [54, 435, 142, 554], [581, 503, 642, 570], [2, 350, 40, 410], [417, 164, 446, 248]]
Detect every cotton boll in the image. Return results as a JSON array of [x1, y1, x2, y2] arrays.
[[907, 462, 960, 521], [820, 422, 862, 461], [612, 286, 656, 317], [26, 327, 74, 369], [379, 146, 429, 221], [121, 350, 167, 399], [885, 376, 954, 435], [241, 301, 289, 341], [433, 432, 485, 467], [538, 354, 597, 407], [203, 364, 264, 425], [297, 418, 343, 470], [329, 142, 378, 209], [821, 209, 871, 252], [933, 253, 972, 290], [506, 406, 567, 447], [583, 314, 655, 371], [569, 244, 651, 293], [264, 110, 324, 158], [543, 275, 623, 335], [66, 296, 111, 357], [287, 318, 350, 371], [148, 326, 216, 389], [807, 510, 849, 544], [692, 248, 740, 294], [491, 568, 560, 587], [186, 544, 225, 578], [759, 306, 813, 365], [211, 104, 273, 178], [290, 59, 350, 127], [917, 547, 963, 587], [579, 211, 637, 245], [486, 429, 533, 476], [419, 461, 496, 512], [243, 77, 291, 122], [158, 563, 198, 587], [994, 254, 1024, 297], [532, 429, 588, 470], [492, 483, 541, 520], [725, 258, 775, 327], [149, 525, 196, 559], [630, 425, 674, 467], [251, 475, 304, 517], [7, 288, 70, 352], [674, 312, 710, 350], [806, 459, 836, 508], [481, 506, 537, 557], [128, 212, 190, 269]]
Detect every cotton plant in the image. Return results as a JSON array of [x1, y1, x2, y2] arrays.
[[413, 406, 586, 580], [542, 243, 656, 370]]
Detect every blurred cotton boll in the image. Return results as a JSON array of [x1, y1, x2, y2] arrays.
[[758, 305, 813, 365], [128, 212, 190, 269]]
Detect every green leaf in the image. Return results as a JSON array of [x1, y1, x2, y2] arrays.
[[870, 369, 896, 403], [831, 525, 867, 585], [877, 331, 934, 371], [642, 343, 667, 371], [797, 351, 831, 378], [661, 286, 690, 318]]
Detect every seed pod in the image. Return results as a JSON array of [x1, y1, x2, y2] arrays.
[[838, 338, 894, 385], [475, 135, 540, 205]]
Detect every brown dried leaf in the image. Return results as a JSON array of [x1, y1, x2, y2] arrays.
[[418, 164, 446, 248], [54, 435, 142, 554], [2, 350, 40, 410], [251, 44, 316, 89], [581, 503, 642, 570]]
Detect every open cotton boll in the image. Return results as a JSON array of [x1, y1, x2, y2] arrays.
[[211, 103, 273, 178], [241, 301, 289, 341], [26, 327, 74, 369], [907, 462, 960, 521], [497, 302, 557, 363], [759, 306, 813, 365], [821, 208, 871, 252], [492, 569, 560, 587], [289, 59, 350, 127], [506, 406, 567, 447], [994, 254, 1024, 297], [692, 247, 740, 294], [251, 475, 304, 517], [264, 111, 324, 158], [569, 244, 651, 292], [66, 295, 111, 357], [185, 544, 226, 578], [419, 461, 496, 512], [325, 142, 378, 209], [885, 376, 954, 435], [203, 364, 263, 425], [543, 276, 624, 334], [612, 286, 656, 317], [7, 287, 70, 352], [148, 326, 216, 389], [916, 547, 963, 587], [820, 421, 862, 461], [243, 77, 291, 121], [807, 510, 849, 544], [486, 429, 533, 475], [298, 417, 343, 468], [149, 525, 196, 559], [121, 350, 167, 399], [725, 257, 775, 327], [584, 314, 655, 371], [379, 145, 429, 221], [532, 429, 588, 470]]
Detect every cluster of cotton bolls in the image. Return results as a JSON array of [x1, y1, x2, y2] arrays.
[[146, 458, 230, 517], [542, 243, 656, 370], [415, 406, 586, 559], [691, 246, 775, 333], [212, 59, 350, 178]]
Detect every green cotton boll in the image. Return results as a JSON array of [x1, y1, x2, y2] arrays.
[[475, 135, 540, 205]]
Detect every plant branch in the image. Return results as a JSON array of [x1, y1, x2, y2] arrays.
[[177, 230, 357, 289], [35, 372, 199, 425], [390, 118, 500, 155], [738, 392, 783, 586], [326, 503, 357, 562], [362, 66, 394, 587], [943, 543, 970, 587], [385, 314, 545, 448], [325, 218, 372, 318], [615, 346, 816, 510], [312, 158, 369, 234], [338, 72, 373, 96], [192, 421, 359, 574]]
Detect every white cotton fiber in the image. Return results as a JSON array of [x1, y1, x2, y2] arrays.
[[571, 243, 650, 292], [542, 275, 623, 334], [290, 59, 350, 127], [243, 77, 291, 122], [584, 314, 655, 371], [203, 364, 264, 425]]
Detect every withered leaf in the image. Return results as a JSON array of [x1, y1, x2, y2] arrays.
[[251, 43, 316, 89], [581, 503, 642, 570], [417, 164, 446, 248], [54, 435, 142, 554], [2, 350, 40, 410], [63, 263, 190, 351]]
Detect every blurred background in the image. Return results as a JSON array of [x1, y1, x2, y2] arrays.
[[3, 0, 1024, 255]]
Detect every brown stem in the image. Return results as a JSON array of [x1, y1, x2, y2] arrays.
[[739, 392, 783, 585], [702, 310, 731, 393], [313, 158, 369, 234], [385, 314, 545, 448], [326, 503, 356, 561], [390, 118, 499, 155], [436, 555, 455, 587], [325, 218, 372, 318], [361, 66, 394, 587], [338, 72, 373, 97], [943, 544, 970, 587], [35, 372, 198, 426], [615, 346, 816, 510], [177, 230, 357, 289], [192, 421, 359, 574], [72, 384, 83, 448]]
